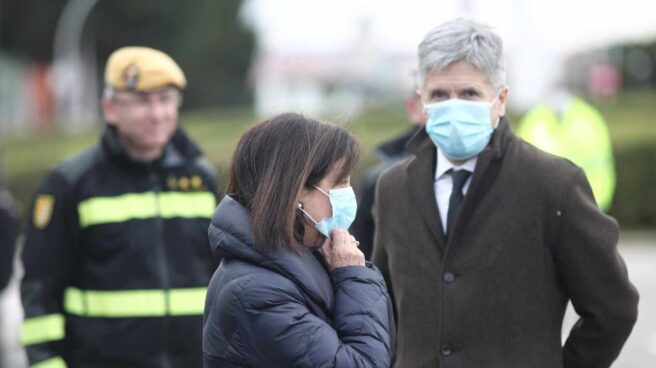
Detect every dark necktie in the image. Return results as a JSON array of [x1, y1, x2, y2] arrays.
[[446, 169, 471, 236]]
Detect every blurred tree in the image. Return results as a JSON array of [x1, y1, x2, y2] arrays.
[[0, 0, 68, 61], [90, 0, 256, 108], [0, 0, 255, 108]]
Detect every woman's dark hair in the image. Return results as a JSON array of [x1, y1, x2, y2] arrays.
[[228, 112, 360, 253]]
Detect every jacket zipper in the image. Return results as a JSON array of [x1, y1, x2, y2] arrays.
[[150, 170, 171, 368]]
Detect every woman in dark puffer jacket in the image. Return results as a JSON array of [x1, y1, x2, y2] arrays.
[[203, 113, 395, 367]]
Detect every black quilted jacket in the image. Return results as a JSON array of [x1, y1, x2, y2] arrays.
[[203, 195, 395, 367]]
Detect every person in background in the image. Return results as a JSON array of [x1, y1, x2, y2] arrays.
[[21, 46, 219, 368], [203, 113, 394, 367], [351, 77, 425, 259], [372, 18, 638, 368], [517, 88, 616, 212]]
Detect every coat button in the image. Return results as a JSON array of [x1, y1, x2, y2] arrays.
[[440, 345, 452, 356], [443, 272, 455, 283]]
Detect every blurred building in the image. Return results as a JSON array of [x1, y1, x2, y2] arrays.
[[248, 19, 415, 118], [0, 54, 97, 136], [241, 0, 656, 117], [0, 56, 54, 135]]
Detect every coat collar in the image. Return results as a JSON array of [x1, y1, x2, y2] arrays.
[[101, 125, 202, 169], [404, 117, 514, 246], [375, 126, 420, 163], [209, 195, 334, 313]]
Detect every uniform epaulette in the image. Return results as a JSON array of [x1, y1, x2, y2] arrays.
[[194, 157, 217, 181], [53, 147, 102, 184]]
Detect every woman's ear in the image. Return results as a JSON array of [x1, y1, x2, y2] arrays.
[[298, 186, 312, 207]]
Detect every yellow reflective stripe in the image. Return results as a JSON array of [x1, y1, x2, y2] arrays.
[[78, 191, 216, 228], [32, 357, 67, 368], [159, 192, 216, 219], [170, 288, 207, 315], [21, 314, 65, 346], [64, 287, 206, 317], [62, 287, 84, 316], [65, 288, 166, 317]]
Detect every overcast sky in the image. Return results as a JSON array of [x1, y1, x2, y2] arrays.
[[241, 0, 656, 110], [242, 0, 656, 55]]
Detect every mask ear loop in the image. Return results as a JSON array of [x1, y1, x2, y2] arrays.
[[490, 91, 500, 129], [298, 202, 329, 245], [298, 202, 319, 225], [312, 185, 329, 197]]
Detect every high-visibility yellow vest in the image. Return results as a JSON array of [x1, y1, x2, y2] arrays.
[[517, 97, 616, 212]]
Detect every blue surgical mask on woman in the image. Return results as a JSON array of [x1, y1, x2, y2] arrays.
[[424, 94, 499, 160], [300, 186, 357, 238]]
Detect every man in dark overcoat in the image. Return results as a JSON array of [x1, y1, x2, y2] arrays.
[[372, 18, 639, 368]]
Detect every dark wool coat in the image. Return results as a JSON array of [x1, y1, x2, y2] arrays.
[[372, 118, 638, 368], [203, 195, 395, 368]]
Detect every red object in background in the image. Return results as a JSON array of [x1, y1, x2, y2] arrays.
[[25, 64, 54, 132], [587, 62, 622, 101]]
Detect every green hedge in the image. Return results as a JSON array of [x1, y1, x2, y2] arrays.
[[610, 142, 656, 228]]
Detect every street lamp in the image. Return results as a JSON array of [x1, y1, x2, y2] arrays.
[[52, 0, 100, 132]]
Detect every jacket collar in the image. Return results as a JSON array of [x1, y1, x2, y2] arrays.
[[375, 126, 420, 163], [101, 125, 203, 169], [209, 195, 334, 312]]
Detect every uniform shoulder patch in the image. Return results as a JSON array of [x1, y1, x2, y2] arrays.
[[33, 194, 55, 230]]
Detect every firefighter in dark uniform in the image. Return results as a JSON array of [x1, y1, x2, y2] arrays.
[[21, 47, 220, 368]]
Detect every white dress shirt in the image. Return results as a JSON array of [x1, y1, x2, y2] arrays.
[[434, 149, 477, 233]]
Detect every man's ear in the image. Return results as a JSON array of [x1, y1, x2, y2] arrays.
[[405, 94, 426, 126], [495, 86, 510, 117], [102, 97, 117, 126], [416, 89, 431, 123]]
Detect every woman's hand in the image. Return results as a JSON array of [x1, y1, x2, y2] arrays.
[[321, 229, 365, 271]]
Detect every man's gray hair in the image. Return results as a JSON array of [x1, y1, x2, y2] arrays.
[[417, 18, 506, 91]]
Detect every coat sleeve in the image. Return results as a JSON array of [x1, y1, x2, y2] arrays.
[[237, 265, 394, 368], [557, 170, 639, 368], [21, 171, 78, 368], [350, 169, 379, 260], [371, 173, 396, 321]]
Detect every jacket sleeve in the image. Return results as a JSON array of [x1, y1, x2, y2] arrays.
[[237, 265, 394, 368], [0, 190, 19, 290], [21, 171, 78, 368], [557, 170, 639, 368]]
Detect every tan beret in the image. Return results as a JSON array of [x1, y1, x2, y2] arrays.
[[104, 46, 187, 91]]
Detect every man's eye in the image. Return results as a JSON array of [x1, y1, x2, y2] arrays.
[[431, 91, 447, 100]]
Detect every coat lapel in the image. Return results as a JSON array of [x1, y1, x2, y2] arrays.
[[449, 117, 513, 241], [406, 130, 447, 248]]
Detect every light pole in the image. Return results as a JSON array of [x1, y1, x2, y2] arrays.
[[52, 0, 100, 132]]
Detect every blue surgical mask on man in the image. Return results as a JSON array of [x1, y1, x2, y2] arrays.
[[300, 186, 357, 238], [424, 94, 499, 160]]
